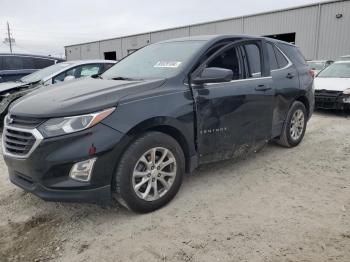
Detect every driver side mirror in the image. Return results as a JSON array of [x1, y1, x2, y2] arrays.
[[192, 67, 233, 85], [64, 75, 75, 82]]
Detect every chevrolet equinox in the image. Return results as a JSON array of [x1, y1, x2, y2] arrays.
[[3, 35, 314, 213]]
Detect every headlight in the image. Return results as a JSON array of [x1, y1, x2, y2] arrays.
[[343, 89, 350, 95], [38, 108, 115, 137]]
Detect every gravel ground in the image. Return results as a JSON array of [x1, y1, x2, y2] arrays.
[[0, 111, 349, 262]]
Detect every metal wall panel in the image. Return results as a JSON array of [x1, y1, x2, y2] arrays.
[[317, 0, 350, 59], [189, 19, 244, 36], [189, 22, 216, 35], [80, 42, 100, 60], [244, 6, 319, 59], [65, 1, 348, 61], [121, 33, 151, 57], [99, 38, 123, 60], [215, 19, 244, 34], [151, 27, 190, 43], [66, 46, 81, 60]]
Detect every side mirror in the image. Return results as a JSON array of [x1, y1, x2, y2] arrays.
[[64, 75, 75, 82], [192, 67, 233, 85]]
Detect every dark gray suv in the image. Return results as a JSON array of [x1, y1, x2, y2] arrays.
[[0, 53, 64, 83], [3, 35, 314, 213]]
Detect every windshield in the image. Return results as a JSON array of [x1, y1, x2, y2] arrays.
[[21, 62, 73, 83], [102, 41, 206, 80], [307, 61, 325, 70], [317, 62, 350, 78]]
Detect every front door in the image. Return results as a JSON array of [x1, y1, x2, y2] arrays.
[[192, 40, 275, 164]]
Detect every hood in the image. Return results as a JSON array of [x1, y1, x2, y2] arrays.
[[314, 77, 350, 92], [0, 81, 28, 93], [9, 77, 165, 118]]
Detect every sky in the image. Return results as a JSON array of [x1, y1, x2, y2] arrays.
[[0, 0, 330, 57]]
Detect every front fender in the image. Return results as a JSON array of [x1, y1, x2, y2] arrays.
[[0, 88, 35, 115]]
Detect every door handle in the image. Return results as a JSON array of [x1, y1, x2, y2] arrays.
[[286, 73, 295, 79], [255, 84, 271, 91]]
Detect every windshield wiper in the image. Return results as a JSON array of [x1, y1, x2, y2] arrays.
[[111, 76, 140, 81]]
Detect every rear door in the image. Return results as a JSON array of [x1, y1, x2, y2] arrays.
[[267, 42, 300, 137], [192, 39, 274, 163]]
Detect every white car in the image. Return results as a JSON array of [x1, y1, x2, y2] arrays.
[[314, 61, 350, 110], [307, 60, 333, 75]]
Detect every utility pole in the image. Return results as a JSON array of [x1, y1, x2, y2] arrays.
[[7, 22, 13, 53]]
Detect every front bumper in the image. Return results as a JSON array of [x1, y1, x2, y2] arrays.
[[3, 123, 126, 203], [315, 90, 350, 110]]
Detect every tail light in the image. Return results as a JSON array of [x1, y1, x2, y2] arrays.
[[309, 69, 316, 78]]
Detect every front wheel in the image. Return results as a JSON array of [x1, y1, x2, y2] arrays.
[[276, 101, 307, 148], [113, 132, 185, 213]]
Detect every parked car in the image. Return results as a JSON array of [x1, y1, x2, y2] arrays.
[[314, 60, 350, 110], [0, 53, 65, 83], [2, 35, 314, 213], [307, 60, 333, 75], [0, 60, 116, 117], [339, 55, 350, 61]]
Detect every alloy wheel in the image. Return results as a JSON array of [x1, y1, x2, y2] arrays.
[[290, 109, 305, 141], [132, 147, 177, 201]]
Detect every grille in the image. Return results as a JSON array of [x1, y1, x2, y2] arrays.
[[8, 115, 44, 129], [3, 128, 36, 156], [315, 90, 342, 108]]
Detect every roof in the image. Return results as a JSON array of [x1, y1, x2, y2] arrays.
[[159, 34, 294, 46], [0, 53, 64, 61], [64, 59, 117, 64], [307, 60, 333, 62], [64, 0, 344, 48]]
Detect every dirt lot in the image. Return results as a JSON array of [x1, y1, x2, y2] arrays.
[[0, 112, 349, 262]]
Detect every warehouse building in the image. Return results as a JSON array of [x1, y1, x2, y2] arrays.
[[65, 0, 350, 61]]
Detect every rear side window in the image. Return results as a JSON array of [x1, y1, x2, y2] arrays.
[[33, 58, 55, 69], [244, 44, 261, 77], [277, 43, 306, 66], [3, 56, 24, 70], [266, 43, 278, 70], [275, 47, 289, 69], [3, 56, 36, 70]]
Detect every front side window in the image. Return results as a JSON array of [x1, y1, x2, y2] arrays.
[[21, 62, 73, 83], [207, 47, 242, 80], [102, 41, 206, 80], [317, 62, 350, 78], [52, 64, 102, 83], [200, 41, 263, 80]]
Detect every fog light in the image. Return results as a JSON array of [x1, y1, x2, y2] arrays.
[[343, 96, 350, 103], [69, 158, 96, 182]]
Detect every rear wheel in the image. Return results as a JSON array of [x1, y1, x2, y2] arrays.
[[113, 132, 185, 213], [277, 101, 307, 148]]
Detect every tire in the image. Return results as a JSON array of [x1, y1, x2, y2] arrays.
[[113, 131, 185, 213], [277, 101, 307, 148]]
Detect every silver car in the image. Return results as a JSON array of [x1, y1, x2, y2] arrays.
[[0, 60, 116, 116]]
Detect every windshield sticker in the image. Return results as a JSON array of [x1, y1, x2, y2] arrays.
[[154, 61, 182, 68]]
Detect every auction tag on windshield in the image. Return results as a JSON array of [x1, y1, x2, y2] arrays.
[[154, 61, 182, 68]]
